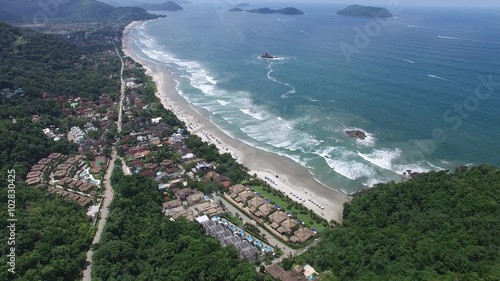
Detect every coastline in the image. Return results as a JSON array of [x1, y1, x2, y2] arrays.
[[122, 21, 351, 223]]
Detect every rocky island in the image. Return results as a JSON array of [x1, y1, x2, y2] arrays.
[[228, 7, 244, 12], [337, 5, 392, 18], [247, 7, 304, 15], [346, 130, 367, 140], [260, 53, 277, 59]]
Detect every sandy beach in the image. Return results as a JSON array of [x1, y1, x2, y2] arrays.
[[122, 21, 351, 223]]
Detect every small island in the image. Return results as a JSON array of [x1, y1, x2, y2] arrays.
[[228, 7, 244, 12], [247, 7, 304, 15], [260, 53, 277, 59], [337, 5, 392, 18], [346, 130, 367, 140]]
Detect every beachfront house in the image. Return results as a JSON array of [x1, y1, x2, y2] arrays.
[[277, 218, 300, 235], [269, 211, 288, 229], [255, 203, 275, 217], [247, 196, 266, 212], [228, 184, 246, 198], [290, 226, 316, 243]]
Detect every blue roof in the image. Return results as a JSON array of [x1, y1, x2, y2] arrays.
[[274, 205, 281, 209], [265, 199, 271, 203]]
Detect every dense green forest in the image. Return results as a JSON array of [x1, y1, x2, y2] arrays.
[[92, 169, 262, 281], [295, 165, 500, 281], [0, 22, 120, 100], [0, 0, 162, 23], [0, 22, 118, 280], [0, 186, 95, 281], [0, 22, 117, 180]]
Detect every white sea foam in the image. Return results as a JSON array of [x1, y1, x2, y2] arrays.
[[264, 59, 297, 98], [358, 148, 402, 171], [217, 100, 231, 106], [363, 177, 386, 187], [324, 154, 376, 181]]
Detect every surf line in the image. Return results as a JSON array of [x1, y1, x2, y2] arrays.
[[265, 61, 296, 98]]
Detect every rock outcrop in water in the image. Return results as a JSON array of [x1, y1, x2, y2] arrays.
[[260, 53, 277, 59], [337, 5, 392, 18], [346, 130, 367, 140]]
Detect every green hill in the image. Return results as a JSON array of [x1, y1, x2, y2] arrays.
[[337, 5, 392, 18], [0, 0, 162, 23], [135, 1, 183, 11], [297, 165, 500, 281], [0, 22, 118, 100]]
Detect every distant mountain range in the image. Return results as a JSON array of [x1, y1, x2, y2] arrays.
[[0, 0, 163, 23], [100, 0, 191, 6], [135, 1, 183, 11]]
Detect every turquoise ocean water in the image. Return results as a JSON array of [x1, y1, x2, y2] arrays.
[[127, 2, 500, 194]]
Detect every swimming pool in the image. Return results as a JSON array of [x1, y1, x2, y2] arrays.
[[254, 240, 262, 248]]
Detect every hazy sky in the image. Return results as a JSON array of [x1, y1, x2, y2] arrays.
[[100, 0, 500, 8], [246, 0, 500, 8]]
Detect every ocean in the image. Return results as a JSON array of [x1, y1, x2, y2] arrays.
[[126, 2, 500, 194]]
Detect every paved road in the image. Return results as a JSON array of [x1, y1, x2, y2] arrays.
[[212, 193, 318, 262], [82, 46, 125, 281]]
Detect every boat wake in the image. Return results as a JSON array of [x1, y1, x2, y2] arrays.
[[427, 74, 461, 86], [396, 58, 415, 64]]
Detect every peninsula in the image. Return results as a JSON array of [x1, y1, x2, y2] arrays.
[[337, 5, 392, 18]]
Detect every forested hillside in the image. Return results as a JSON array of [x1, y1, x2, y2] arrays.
[[0, 0, 162, 23], [0, 186, 95, 281], [0, 22, 121, 180], [92, 170, 262, 281], [297, 165, 500, 281], [0, 22, 117, 280], [0, 22, 120, 99]]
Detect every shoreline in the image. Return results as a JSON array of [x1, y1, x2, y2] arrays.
[[122, 20, 351, 223]]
